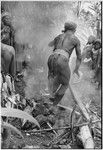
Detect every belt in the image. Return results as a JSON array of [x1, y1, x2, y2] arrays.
[[53, 49, 69, 60]]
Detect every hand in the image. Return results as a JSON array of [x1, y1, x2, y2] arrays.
[[73, 68, 80, 77]]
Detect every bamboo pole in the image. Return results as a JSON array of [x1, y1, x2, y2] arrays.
[[63, 85, 90, 121]]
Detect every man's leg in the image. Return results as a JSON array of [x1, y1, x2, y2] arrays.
[[48, 54, 61, 96], [52, 55, 71, 105]]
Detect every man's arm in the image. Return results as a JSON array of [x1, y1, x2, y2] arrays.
[[74, 38, 82, 76], [9, 47, 16, 77], [48, 35, 60, 47], [95, 50, 101, 72]]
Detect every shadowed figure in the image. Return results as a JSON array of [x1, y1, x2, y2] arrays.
[[1, 12, 15, 77], [1, 43, 15, 77], [1, 12, 15, 46], [83, 36, 101, 88]]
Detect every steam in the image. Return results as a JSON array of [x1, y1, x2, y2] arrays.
[[3, 1, 94, 99]]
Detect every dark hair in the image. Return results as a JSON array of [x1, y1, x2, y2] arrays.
[[62, 22, 77, 33], [87, 35, 96, 45], [93, 39, 101, 50]]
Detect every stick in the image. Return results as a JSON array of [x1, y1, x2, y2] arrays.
[[47, 122, 58, 136], [54, 84, 62, 95], [70, 105, 77, 143], [23, 120, 101, 133], [44, 100, 80, 115], [48, 129, 72, 146], [57, 104, 80, 115]]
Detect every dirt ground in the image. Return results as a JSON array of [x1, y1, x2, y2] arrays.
[[12, 60, 101, 149]]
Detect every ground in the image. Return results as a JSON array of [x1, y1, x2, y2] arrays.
[[11, 60, 101, 149]]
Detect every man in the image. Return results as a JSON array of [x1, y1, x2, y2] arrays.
[[48, 21, 81, 106], [91, 39, 101, 69], [1, 12, 16, 78], [85, 36, 101, 70], [82, 35, 96, 69], [91, 39, 101, 88], [84, 36, 101, 87]]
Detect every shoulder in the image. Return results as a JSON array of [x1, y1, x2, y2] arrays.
[[71, 35, 80, 46], [73, 35, 80, 43], [1, 43, 15, 55], [53, 34, 63, 45], [55, 34, 62, 40]]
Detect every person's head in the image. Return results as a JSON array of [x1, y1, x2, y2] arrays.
[[2, 12, 11, 26], [62, 21, 77, 33], [93, 39, 101, 50], [87, 35, 96, 45]]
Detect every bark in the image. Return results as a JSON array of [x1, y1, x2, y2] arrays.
[[77, 125, 94, 148]]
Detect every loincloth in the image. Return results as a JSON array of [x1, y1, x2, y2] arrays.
[[53, 49, 69, 60]]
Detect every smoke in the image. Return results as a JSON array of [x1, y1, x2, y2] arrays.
[[3, 1, 94, 99], [9, 1, 74, 98]]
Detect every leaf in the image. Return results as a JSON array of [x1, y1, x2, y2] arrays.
[[1, 128, 11, 149], [2, 122, 23, 139], [1, 108, 40, 128]]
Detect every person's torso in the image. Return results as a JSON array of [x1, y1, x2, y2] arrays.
[[54, 32, 77, 57], [1, 43, 15, 75], [84, 44, 93, 59], [92, 48, 99, 61], [1, 49, 12, 75]]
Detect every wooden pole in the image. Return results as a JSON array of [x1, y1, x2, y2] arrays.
[[61, 84, 90, 121]]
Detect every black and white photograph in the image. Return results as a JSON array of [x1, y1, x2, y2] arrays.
[[1, 1, 102, 149]]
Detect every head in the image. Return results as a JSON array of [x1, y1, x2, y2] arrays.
[[87, 35, 96, 45], [2, 12, 11, 26], [62, 21, 77, 33], [93, 39, 101, 50]]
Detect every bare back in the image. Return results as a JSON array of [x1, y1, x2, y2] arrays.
[[58, 32, 80, 56], [50, 31, 81, 61]]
